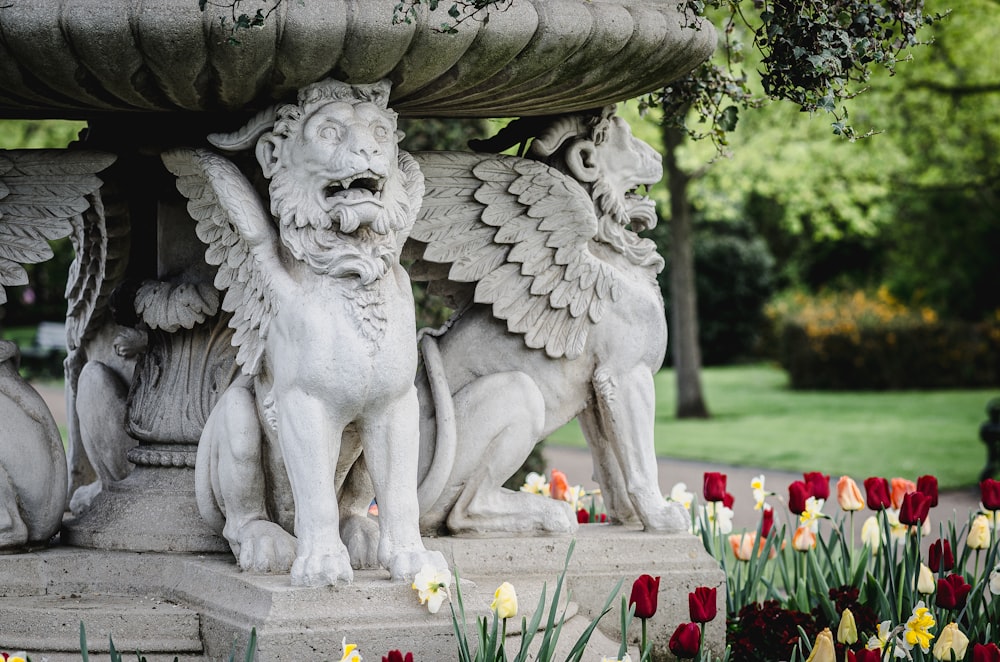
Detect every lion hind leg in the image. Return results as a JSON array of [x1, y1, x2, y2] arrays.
[[443, 373, 577, 535], [198, 381, 296, 573], [0, 465, 28, 550]]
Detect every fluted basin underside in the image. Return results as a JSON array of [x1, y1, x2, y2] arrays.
[[0, 0, 715, 119]]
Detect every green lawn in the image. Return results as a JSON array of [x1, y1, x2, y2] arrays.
[[547, 363, 998, 490]]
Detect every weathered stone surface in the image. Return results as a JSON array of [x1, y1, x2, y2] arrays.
[[0, 0, 715, 119], [0, 528, 725, 661]]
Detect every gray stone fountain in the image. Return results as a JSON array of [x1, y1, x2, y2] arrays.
[[0, 1, 723, 659]]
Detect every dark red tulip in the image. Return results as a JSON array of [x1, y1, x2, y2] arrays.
[[668, 622, 701, 659], [916, 475, 939, 507], [898, 491, 931, 526], [974, 643, 1000, 662], [688, 586, 717, 623], [848, 649, 883, 662], [760, 506, 774, 538], [629, 574, 660, 619], [803, 472, 830, 500], [382, 653, 414, 662], [722, 492, 735, 509], [928, 539, 954, 573], [577, 509, 589, 524], [981, 478, 1000, 511], [936, 573, 973, 610], [788, 480, 810, 515], [703, 472, 727, 503], [863, 477, 891, 511]]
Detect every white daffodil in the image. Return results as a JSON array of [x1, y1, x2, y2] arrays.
[[669, 482, 694, 510], [341, 637, 362, 662], [989, 564, 1000, 595], [799, 496, 827, 532], [520, 471, 550, 497], [411, 564, 451, 614], [751, 474, 773, 510]]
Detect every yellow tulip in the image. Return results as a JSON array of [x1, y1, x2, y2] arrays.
[[968, 514, 992, 550], [805, 628, 836, 662], [932, 622, 969, 661], [837, 608, 858, 645], [491, 581, 518, 620], [861, 516, 881, 550], [917, 563, 936, 595]]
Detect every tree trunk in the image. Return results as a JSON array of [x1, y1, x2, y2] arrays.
[[662, 122, 710, 419]]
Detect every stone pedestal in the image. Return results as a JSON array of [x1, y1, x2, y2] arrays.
[[0, 526, 724, 661]]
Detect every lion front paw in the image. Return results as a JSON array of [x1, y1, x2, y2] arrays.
[[235, 520, 297, 573], [642, 501, 690, 533], [291, 542, 354, 587], [385, 548, 448, 582], [341, 514, 379, 570]]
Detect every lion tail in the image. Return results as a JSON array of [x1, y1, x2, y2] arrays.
[[416, 334, 457, 512]]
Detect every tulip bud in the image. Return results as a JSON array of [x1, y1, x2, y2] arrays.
[[968, 514, 992, 550], [936, 573, 973, 610], [729, 532, 755, 561], [550, 469, 569, 502], [929, 539, 954, 573], [861, 515, 881, 550], [917, 564, 935, 595], [981, 478, 1000, 511], [899, 491, 931, 526], [805, 628, 835, 662], [788, 480, 810, 515], [863, 477, 891, 511], [491, 581, 518, 619], [668, 622, 701, 659], [629, 574, 660, 619], [890, 477, 915, 510], [792, 525, 816, 552], [837, 609, 858, 645], [688, 586, 717, 623], [760, 505, 774, 538], [974, 642, 1000, 662], [837, 476, 865, 511], [804, 472, 830, 501], [916, 475, 939, 508], [703, 472, 726, 503], [933, 622, 970, 661]]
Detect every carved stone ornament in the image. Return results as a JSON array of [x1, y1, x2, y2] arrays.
[[404, 106, 689, 535], [163, 78, 447, 587], [0, 149, 115, 550]]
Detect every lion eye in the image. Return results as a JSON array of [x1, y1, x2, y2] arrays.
[[371, 124, 390, 142], [319, 124, 343, 142]]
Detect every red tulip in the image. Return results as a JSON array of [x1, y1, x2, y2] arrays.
[[916, 475, 938, 507], [577, 508, 589, 524], [629, 574, 660, 619], [703, 472, 727, 503], [803, 472, 830, 500], [981, 478, 1000, 511], [760, 505, 774, 537], [936, 573, 973, 610], [863, 477, 891, 511], [688, 586, 717, 623], [383, 653, 414, 662], [898, 491, 930, 526], [788, 480, 810, 514], [928, 539, 954, 573], [722, 492, 735, 509], [848, 649, 883, 662], [668, 622, 701, 659], [974, 643, 1000, 662]]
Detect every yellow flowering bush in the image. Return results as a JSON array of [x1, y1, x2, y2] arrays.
[[768, 289, 1000, 389]]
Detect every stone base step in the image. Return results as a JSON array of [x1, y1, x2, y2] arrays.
[[0, 594, 203, 661]]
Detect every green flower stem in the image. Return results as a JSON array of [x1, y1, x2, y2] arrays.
[[641, 617, 648, 659]]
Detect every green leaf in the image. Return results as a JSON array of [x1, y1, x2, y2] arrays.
[[718, 105, 739, 132], [80, 622, 89, 662]]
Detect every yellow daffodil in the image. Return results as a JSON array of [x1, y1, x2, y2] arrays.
[[861, 516, 881, 550], [600, 655, 632, 662], [805, 628, 836, 662], [491, 581, 518, 619], [902, 601, 935, 654], [837, 608, 858, 645], [520, 471, 550, 497], [669, 482, 694, 510], [4, 654, 27, 662], [411, 564, 451, 614], [917, 563, 936, 595], [341, 637, 362, 662], [968, 514, 992, 549], [751, 474, 773, 510], [932, 623, 969, 661]]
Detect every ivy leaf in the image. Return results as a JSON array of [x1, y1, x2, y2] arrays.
[[718, 105, 739, 132]]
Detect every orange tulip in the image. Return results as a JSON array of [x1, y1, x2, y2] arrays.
[[837, 476, 865, 511], [550, 469, 569, 502], [890, 477, 916, 510], [729, 532, 757, 561], [792, 525, 817, 552]]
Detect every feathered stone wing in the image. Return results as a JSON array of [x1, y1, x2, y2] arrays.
[[161, 148, 276, 376], [410, 152, 620, 361], [0, 150, 115, 306]]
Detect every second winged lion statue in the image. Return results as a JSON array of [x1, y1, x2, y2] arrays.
[[162, 78, 446, 587]]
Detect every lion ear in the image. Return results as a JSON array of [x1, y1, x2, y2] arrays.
[[395, 129, 406, 144], [256, 133, 281, 179], [564, 140, 599, 183]]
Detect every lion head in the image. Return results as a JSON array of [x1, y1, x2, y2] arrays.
[[474, 107, 664, 271], [209, 79, 424, 284]]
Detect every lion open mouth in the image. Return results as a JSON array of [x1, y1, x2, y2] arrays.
[[324, 171, 386, 207], [625, 186, 657, 233]]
